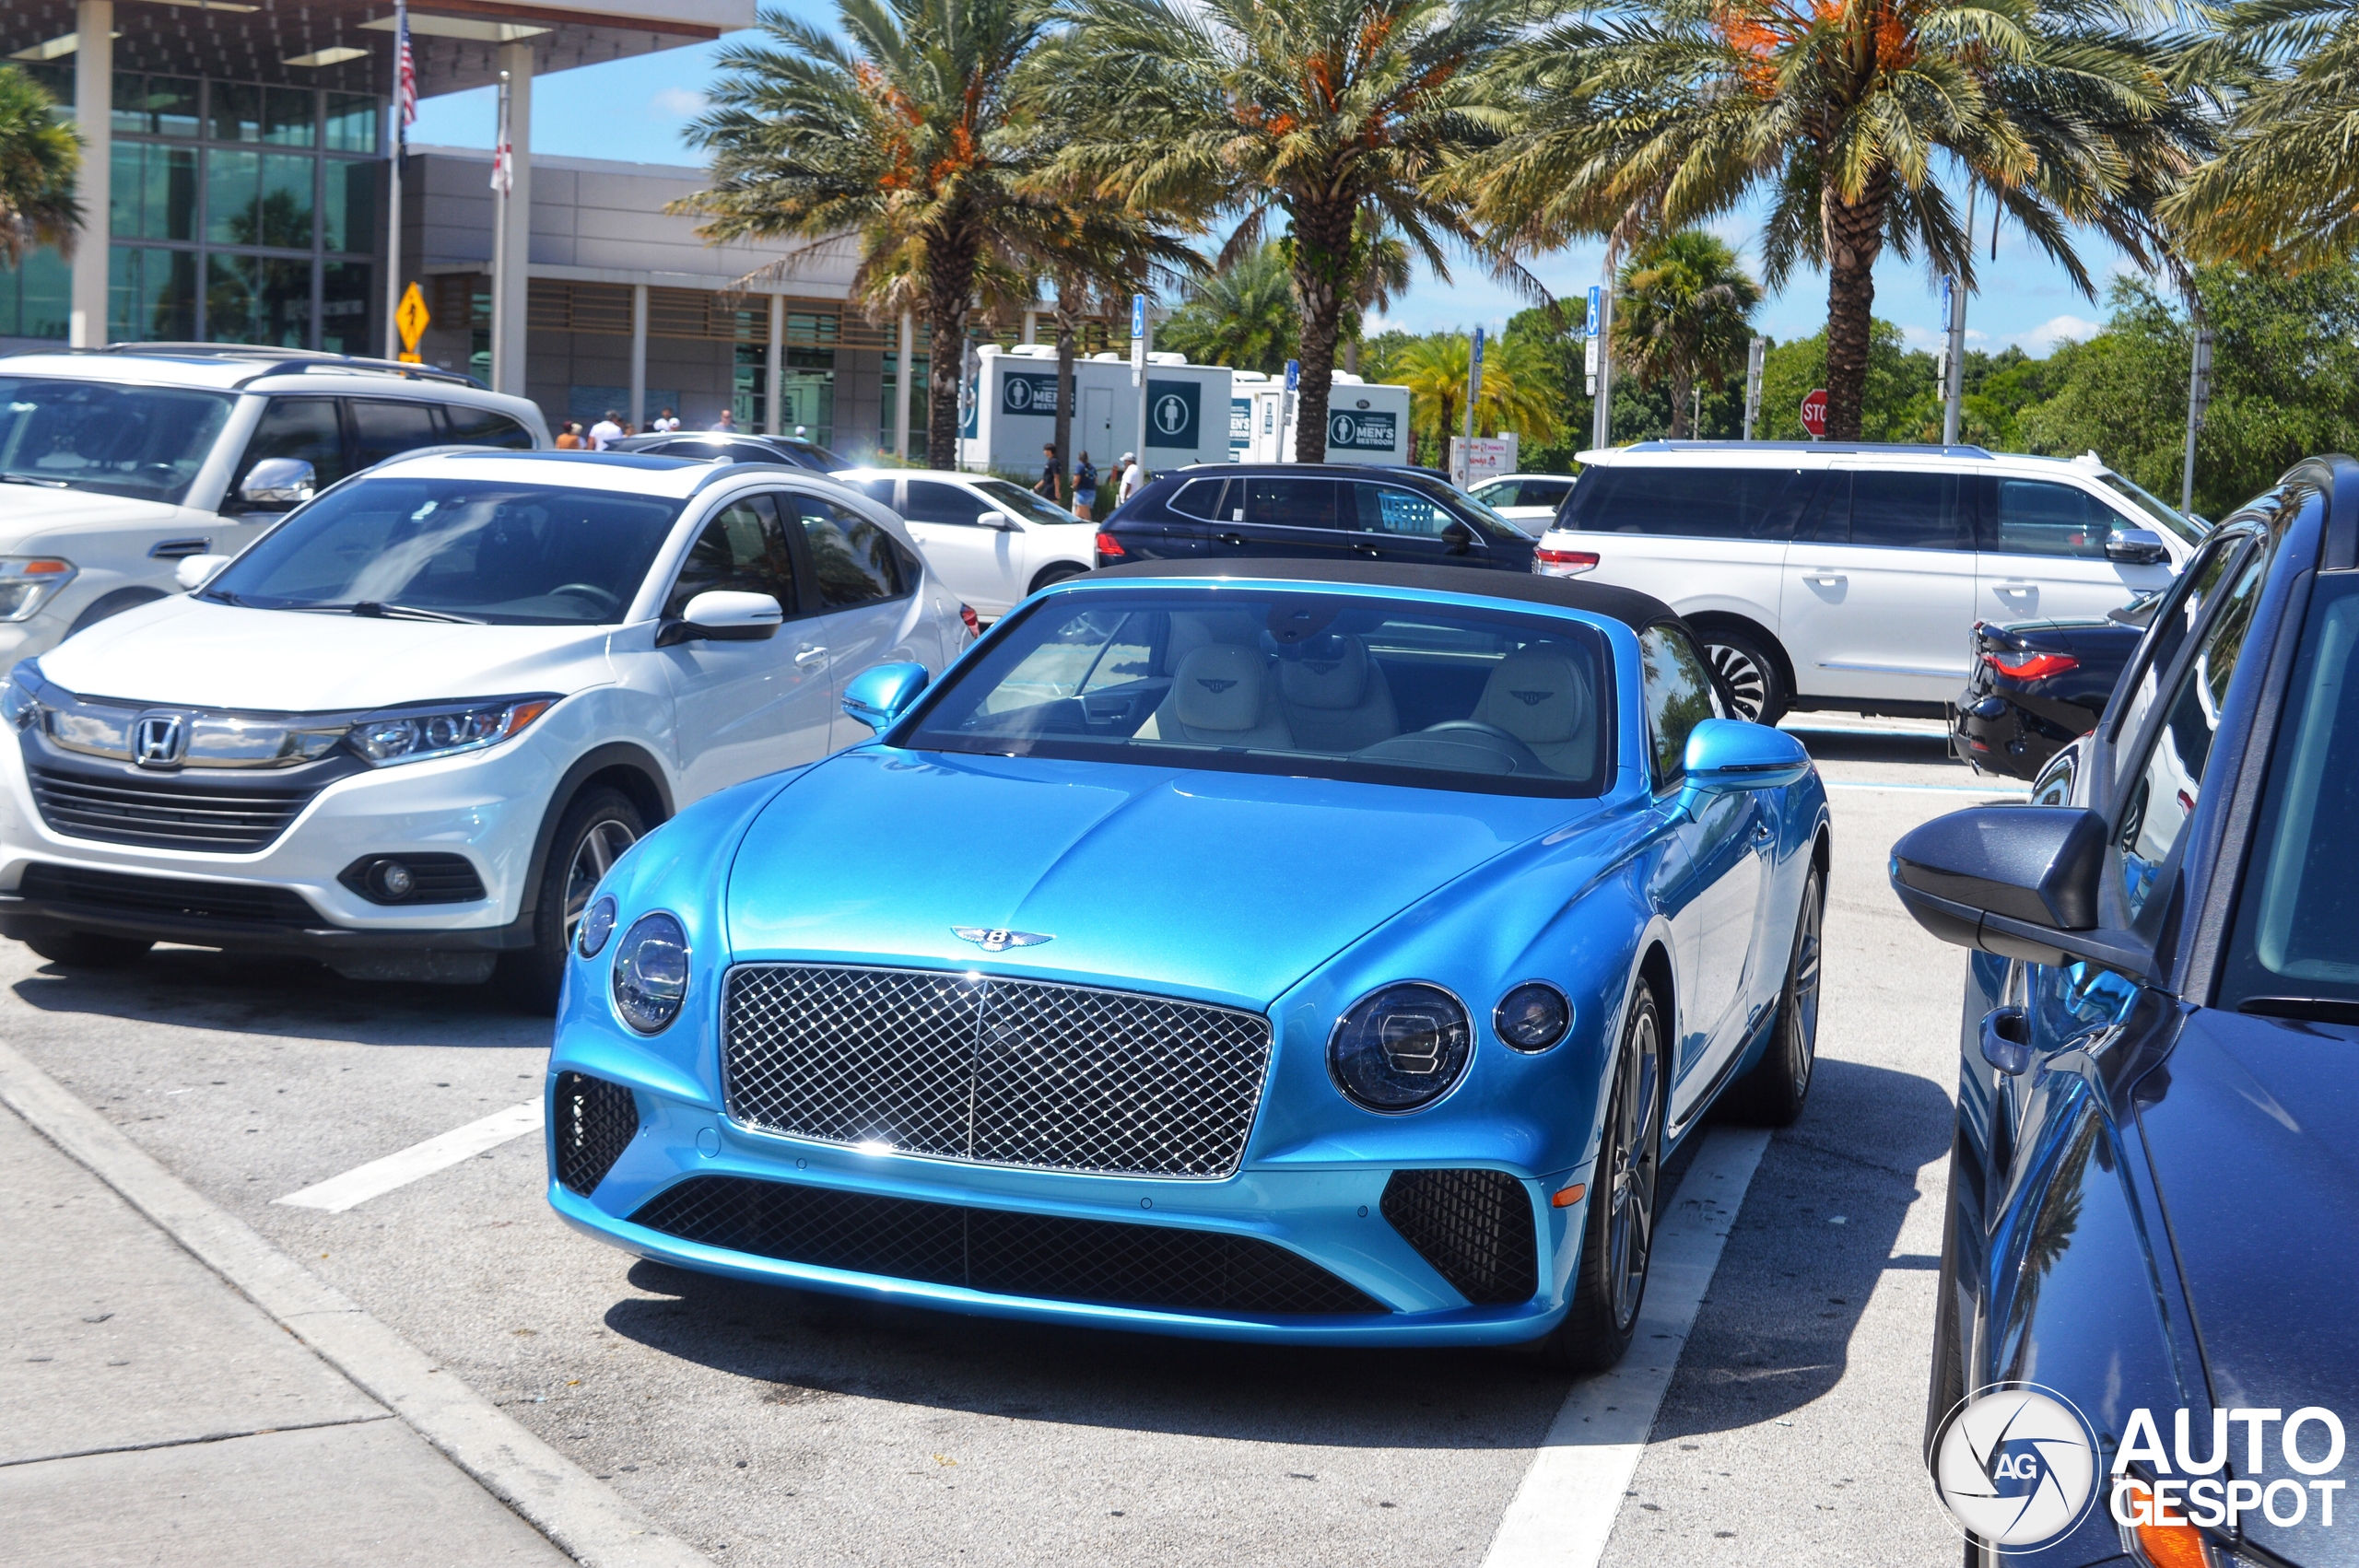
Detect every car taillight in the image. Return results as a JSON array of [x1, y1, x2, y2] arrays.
[[1533, 547, 1600, 576], [1094, 531, 1126, 559], [1985, 650, 2079, 681], [958, 604, 980, 637]]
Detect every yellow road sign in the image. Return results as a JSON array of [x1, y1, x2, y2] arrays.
[[395, 282, 430, 352], [397, 352, 423, 364]]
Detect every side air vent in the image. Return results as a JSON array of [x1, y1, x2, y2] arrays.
[[1379, 1168, 1539, 1306], [552, 1071, 638, 1196]]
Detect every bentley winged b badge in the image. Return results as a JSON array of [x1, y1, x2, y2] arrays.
[[953, 927, 1054, 954]]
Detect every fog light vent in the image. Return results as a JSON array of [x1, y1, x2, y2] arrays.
[[553, 1071, 638, 1196], [1380, 1169, 1538, 1305], [337, 852, 487, 905]]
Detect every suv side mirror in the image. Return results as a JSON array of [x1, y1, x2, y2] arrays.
[[1441, 521, 1475, 554], [1891, 806, 2153, 977], [658, 591, 782, 646], [174, 554, 231, 591], [1683, 718, 1811, 792], [238, 457, 315, 509], [978, 510, 1018, 532], [841, 661, 929, 731], [2106, 526, 2169, 565]]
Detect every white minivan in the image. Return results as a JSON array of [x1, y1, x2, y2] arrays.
[[1533, 441, 2202, 720]]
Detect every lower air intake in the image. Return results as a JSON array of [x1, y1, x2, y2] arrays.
[[552, 1072, 638, 1196], [1380, 1169, 1539, 1305], [630, 1175, 1387, 1316]]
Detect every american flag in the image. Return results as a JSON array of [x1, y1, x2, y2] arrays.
[[393, 0, 417, 149], [489, 77, 512, 194]]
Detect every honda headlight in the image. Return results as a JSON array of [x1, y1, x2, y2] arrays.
[[0, 661, 42, 730], [612, 912, 688, 1033], [346, 696, 556, 766], [0, 557, 76, 622], [1328, 982, 1473, 1113]]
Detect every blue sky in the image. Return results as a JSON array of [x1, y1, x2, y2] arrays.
[[416, 28, 2142, 360]]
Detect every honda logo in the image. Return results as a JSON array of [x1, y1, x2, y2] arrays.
[[132, 713, 186, 768]]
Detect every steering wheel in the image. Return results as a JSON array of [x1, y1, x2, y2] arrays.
[[1414, 720, 1548, 771], [547, 582, 622, 615]]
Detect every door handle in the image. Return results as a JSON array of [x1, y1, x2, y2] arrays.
[[1803, 570, 1847, 586], [794, 645, 827, 666], [1980, 1006, 2032, 1076], [1352, 542, 1381, 556], [1995, 582, 2036, 595], [1216, 532, 1246, 547]]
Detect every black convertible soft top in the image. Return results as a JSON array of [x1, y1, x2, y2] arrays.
[[1089, 558, 1676, 631]]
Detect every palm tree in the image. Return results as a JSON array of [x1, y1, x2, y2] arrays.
[[1157, 242, 1299, 376], [1471, 0, 2210, 441], [0, 64, 81, 266], [676, 0, 1056, 463], [1041, 0, 1531, 462], [1391, 332, 1563, 463], [1613, 230, 1760, 439]]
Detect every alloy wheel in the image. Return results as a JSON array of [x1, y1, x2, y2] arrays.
[[1707, 641, 1770, 721], [1604, 1006, 1663, 1331], [562, 819, 638, 946], [1787, 875, 1824, 1096]]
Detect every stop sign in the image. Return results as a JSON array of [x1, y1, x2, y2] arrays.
[[1801, 389, 1828, 439]]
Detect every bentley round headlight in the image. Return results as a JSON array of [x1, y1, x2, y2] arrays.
[[1328, 982, 1473, 1113], [577, 895, 617, 958], [1495, 982, 1571, 1052], [611, 911, 687, 1033]]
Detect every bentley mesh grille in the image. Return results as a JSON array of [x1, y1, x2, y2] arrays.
[[27, 764, 313, 852], [553, 1072, 639, 1197], [630, 1175, 1386, 1316], [1379, 1169, 1539, 1305], [721, 965, 1273, 1178]]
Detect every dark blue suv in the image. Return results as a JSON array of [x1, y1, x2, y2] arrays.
[[1096, 463, 1537, 573]]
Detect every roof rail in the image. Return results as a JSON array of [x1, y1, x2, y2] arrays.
[[81, 343, 482, 390], [1614, 439, 1995, 459]]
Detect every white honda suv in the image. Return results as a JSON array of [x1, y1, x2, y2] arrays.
[[1533, 440, 2203, 720], [0, 449, 970, 1007]]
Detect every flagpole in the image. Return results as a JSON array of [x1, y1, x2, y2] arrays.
[[383, 0, 414, 361], [489, 69, 511, 391]]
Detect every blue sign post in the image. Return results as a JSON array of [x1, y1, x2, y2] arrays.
[[1282, 359, 1300, 462]]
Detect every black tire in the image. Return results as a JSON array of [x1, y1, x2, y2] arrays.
[[1027, 561, 1089, 595], [66, 587, 168, 638], [1532, 978, 1665, 1372], [21, 929, 153, 967], [1700, 627, 1789, 725], [497, 787, 644, 1014], [1724, 863, 1825, 1126]]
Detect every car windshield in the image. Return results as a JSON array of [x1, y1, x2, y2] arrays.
[[0, 376, 232, 505], [1437, 484, 1526, 540], [203, 476, 683, 625], [902, 588, 1613, 797], [973, 477, 1086, 526], [2096, 469, 2205, 546]]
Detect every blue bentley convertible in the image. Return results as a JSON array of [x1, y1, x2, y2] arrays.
[[547, 561, 1829, 1365]]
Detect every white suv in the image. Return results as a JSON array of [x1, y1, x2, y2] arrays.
[[832, 468, 1096, 617], [0, 450, 970, 1007], [0, 345, 547, 669], [1533, 441, 2202, 720]]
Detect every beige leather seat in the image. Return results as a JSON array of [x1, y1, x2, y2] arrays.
[[1277, 634, 1400, 753], [1139, 644, 1296, 748], [1472, 644, 1597, 777]]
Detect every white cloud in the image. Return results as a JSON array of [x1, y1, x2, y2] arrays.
[[2011, 313, 2103, 353], [650, 87, 706, 119], [1898, 322, 1946, 353]]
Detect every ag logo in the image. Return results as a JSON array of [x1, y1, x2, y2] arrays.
[[1929, 1384, 2101, 1550], [1154, 393, 1189, 436]]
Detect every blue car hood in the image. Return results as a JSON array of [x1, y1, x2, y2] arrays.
[[722, 749, 1586, 1009]]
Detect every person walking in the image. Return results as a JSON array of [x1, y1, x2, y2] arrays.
[[1116, 451, 1145, 506], [1073, 451, 1098, 521], [712, 409, 739, 432], [652, 407, 681, 433], [1034, 443, 1060, 499], [554, 421, 584, 450], [588, 410, 624, 451]]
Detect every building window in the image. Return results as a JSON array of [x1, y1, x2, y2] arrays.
[[0, 249, 72, 341], [110, 247, 199, 342]]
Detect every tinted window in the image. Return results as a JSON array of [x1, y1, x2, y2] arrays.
[[440, 404, 533, 450], [349, 398, 442, 470], [974, 477, 1086, 526], [1639, 625, 1719, 787], [2116, 549, 2266, 921], [2108, 537, 2248, 745], [904, 480, 985, 526], [1348, 483, 1461, 537], [238, 396, 346, 493], [1559, 465, 1806, 540], [660, 439, 735, 462], [664, 494, 798, 620], [851, 478, 897, 508], [787, 493, 913, 607], [1168, 478, 1231, 520], [1244, 477, 1338, 530], [1985, 478, 2109, 558], [1520, 480, 1574, 508], [1826, 470, 1972, 550]]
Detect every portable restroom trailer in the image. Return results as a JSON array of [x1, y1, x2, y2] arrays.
[[1231, 371, 1416, 464], [960, 346, 1232, 474]]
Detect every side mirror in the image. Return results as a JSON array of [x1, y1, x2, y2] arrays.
[[238, 457, 315, 509], [1441, 521, 1474, 554], [1683, 717, 1812, 792], [978, 510, 1018, 532], [174, 554, 231, 591], [2106, 526, 2169, 566], [658, 591, 782, 646], [841, 661, 929, 731], [1890, 805, 2153, 977]]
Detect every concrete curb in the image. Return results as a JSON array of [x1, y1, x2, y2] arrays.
[[0, 1038, 710, 1568]]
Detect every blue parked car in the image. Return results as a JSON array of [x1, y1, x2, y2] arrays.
[[1894, 455, 2359, 1566], [547, 560, 1828, 1367]]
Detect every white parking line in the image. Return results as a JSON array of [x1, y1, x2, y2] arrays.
[[1480, 1126, 1773, 1568], [275, 1099, 544, 1213], [1823, 780, 2029, 796]]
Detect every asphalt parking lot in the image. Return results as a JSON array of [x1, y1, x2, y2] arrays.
[[1, 715, 2024, 1568]]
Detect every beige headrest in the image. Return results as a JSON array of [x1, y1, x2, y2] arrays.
[[1479, 646, 1590, 745], [1173, 645, 1268, 731], [1277, 636, 1370, 710]]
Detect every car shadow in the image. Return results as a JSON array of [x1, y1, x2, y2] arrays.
[[1780, 723, 1959, 769]]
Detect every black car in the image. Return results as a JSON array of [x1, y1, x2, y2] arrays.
[[1095, 463, 1537, 573], [605, 431, 850, 473], [1951, 601, 2153, 780], [1892, 454, 2359, 1567]]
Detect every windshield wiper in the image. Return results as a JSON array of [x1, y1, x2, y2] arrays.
[[289, 601, 485, 625], [0, 473, 68, 489], [2238, 996, 2359, 1027]]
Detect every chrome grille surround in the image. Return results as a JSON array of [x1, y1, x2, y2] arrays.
[[722, 964, 1274, 1179]]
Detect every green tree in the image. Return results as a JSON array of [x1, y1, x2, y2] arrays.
[[1470, 0, 2209, 442], [677, 0, 1056, 463], [1043, 0, 1528, 461], [1755, 322, 1941, 442], [1157, 241, 1298, 375], [0, 64, 80, 265], [1390, 332, 1565, 462], [1611, 231, 1761, 439]]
